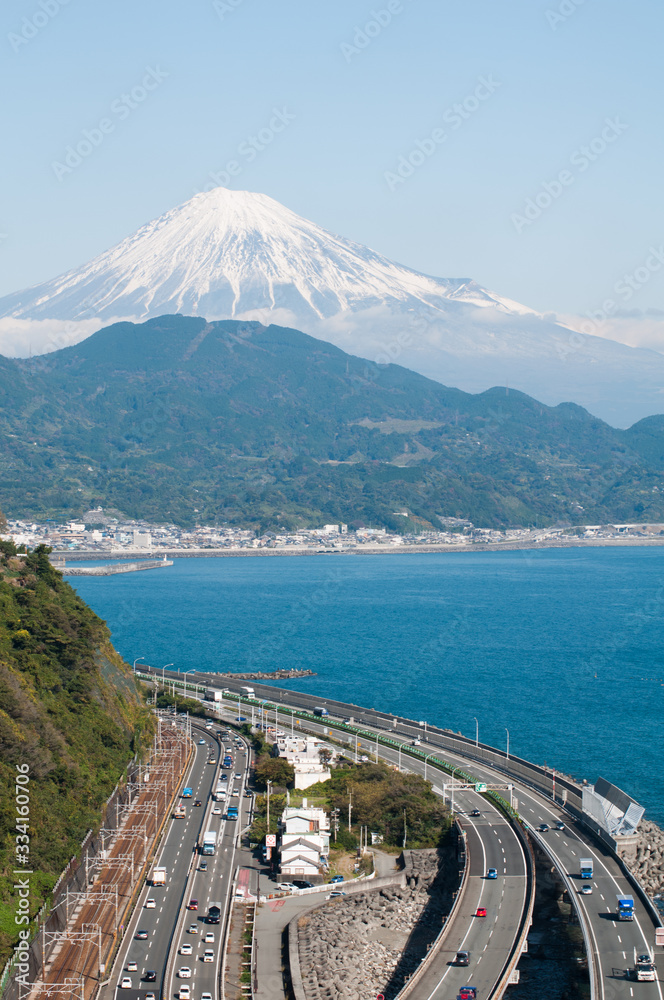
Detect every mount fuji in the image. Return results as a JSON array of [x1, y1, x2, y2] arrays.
[[1, 187, 663, 427]]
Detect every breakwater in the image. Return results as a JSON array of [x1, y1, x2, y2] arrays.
[[55, 559, 173, 576]]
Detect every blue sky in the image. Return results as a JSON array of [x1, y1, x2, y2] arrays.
[[2, 0, 663, 334]]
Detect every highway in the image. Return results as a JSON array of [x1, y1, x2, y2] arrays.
[[198, 699, 531, 998], [287, 711, 664, 1000], [142, 670, 663, 998], [104, 718, 253, 1000]]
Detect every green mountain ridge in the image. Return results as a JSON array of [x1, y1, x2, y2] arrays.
[[0, 536, 151, 963], [2, 315, 664, 530]]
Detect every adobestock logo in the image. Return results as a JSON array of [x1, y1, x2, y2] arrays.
[[340, 1, 413, 63], [8, 0, 73, 54], [51, 66, 169, 181], [384, 75, 501, 191], [511, 116, 628, 234]]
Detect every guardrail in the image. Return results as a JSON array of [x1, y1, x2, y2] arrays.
[[526, 825, 601, 1000], [393, 821, 469, 1000], [490, 819, 536, 998]]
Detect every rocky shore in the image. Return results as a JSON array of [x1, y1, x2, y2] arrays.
[[294, 849, 457, 1000], [626, 819, 664, 900]]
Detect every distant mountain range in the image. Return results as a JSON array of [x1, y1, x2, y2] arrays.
[[1, 188, 662, 427], [2, 315, 664, 531]]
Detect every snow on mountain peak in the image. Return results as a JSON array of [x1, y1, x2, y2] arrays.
[[0, 187, 536, 326]]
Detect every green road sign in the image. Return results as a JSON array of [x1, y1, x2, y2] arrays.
[[475, 782, 487, 792]]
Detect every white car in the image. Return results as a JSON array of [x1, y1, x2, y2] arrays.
[[203, 950, 214, 963], [180, 943, 193, 955], [126, 961, 137, 972], [212, 806, 222, 815], [234, 773, 242, 780], [179, 988, 191, 1000], [204, 933, 215, 944], [201, 993, 212, 1000], [278, 882, 297, 892], [178, 967, 192, 978], [145, 898, 156, 908], [119, 978, 132, 989]]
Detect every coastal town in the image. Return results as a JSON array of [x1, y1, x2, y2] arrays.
[[4, 511, 664, 555]]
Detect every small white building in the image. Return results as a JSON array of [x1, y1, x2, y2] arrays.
[[279, 801, 330, 877]]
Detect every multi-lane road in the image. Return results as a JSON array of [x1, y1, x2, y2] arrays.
[[138, 669, 663, 999], [103, 720, 252, 1000], [209, 675, 661, 999]]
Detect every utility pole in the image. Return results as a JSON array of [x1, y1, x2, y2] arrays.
[[266, 780, 272, 837], [402, 809, 407, 849], [348, 788, 352, 832]]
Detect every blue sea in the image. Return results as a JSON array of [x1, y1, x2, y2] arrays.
[[69, 548, 664, 823]]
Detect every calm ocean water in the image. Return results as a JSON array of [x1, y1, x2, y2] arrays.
[[70, 548, 664, 823]]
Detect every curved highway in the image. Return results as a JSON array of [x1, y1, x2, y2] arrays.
[[140, 669, 663, 999]]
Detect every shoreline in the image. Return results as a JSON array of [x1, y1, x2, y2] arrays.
[[53, 536, 664, 561]]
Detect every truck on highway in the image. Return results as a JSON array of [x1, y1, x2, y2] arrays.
[[580, 858, 593, 879], [151, 866, 167, 886], [173, 805, 186, 818], [182, 787, 193, 798], [634, 952, 657, 981], [617, 895, 635, 920], [214, 784, 227, 801], [227, 806, 238, 820], [201, 830, 217, 856], [205, 689, 222, 702], [206, 902, 222, 924], [313, 706, 329, 717], [241, 686, 255, 698]]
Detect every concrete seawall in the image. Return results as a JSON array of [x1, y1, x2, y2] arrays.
[[55, 559, 173, 576]]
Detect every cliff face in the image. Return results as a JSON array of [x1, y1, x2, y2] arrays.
[[0, 539, 152, 961]]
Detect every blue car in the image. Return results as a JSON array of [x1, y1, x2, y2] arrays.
[[486, 868, 498, 879], [330, 875, 344, 884]]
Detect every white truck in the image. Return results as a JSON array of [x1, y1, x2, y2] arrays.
[[205, 689, 222, 702], [241, 686, 255, 698], [151, 866, 167, 886]]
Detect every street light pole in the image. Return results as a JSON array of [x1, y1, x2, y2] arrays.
[[450, 765, 462, 813], [162, 662, 173, 688], [266, 780, 272, 836], [473, 717, 479, 748], [375, 732, 379, 763], [183, 669, 194, 701], [133, 656, 145, 673], [424, 753, 435, 781], [505, 728, 510, 762]]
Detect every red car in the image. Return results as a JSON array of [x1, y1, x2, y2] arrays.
[[475, 906, 486, 917], [458, 989, 477, 1000], [188, 899, 198, 910]]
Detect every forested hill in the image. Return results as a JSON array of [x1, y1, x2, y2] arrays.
[[1, 315, 664, 530], [0, 533, 151, 962]]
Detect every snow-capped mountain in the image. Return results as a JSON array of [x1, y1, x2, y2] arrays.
[[1, 187, 663, 427], [0, 188, 532, 323]]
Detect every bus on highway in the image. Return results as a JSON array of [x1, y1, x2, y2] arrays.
[[182, 787, 193, 798]]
